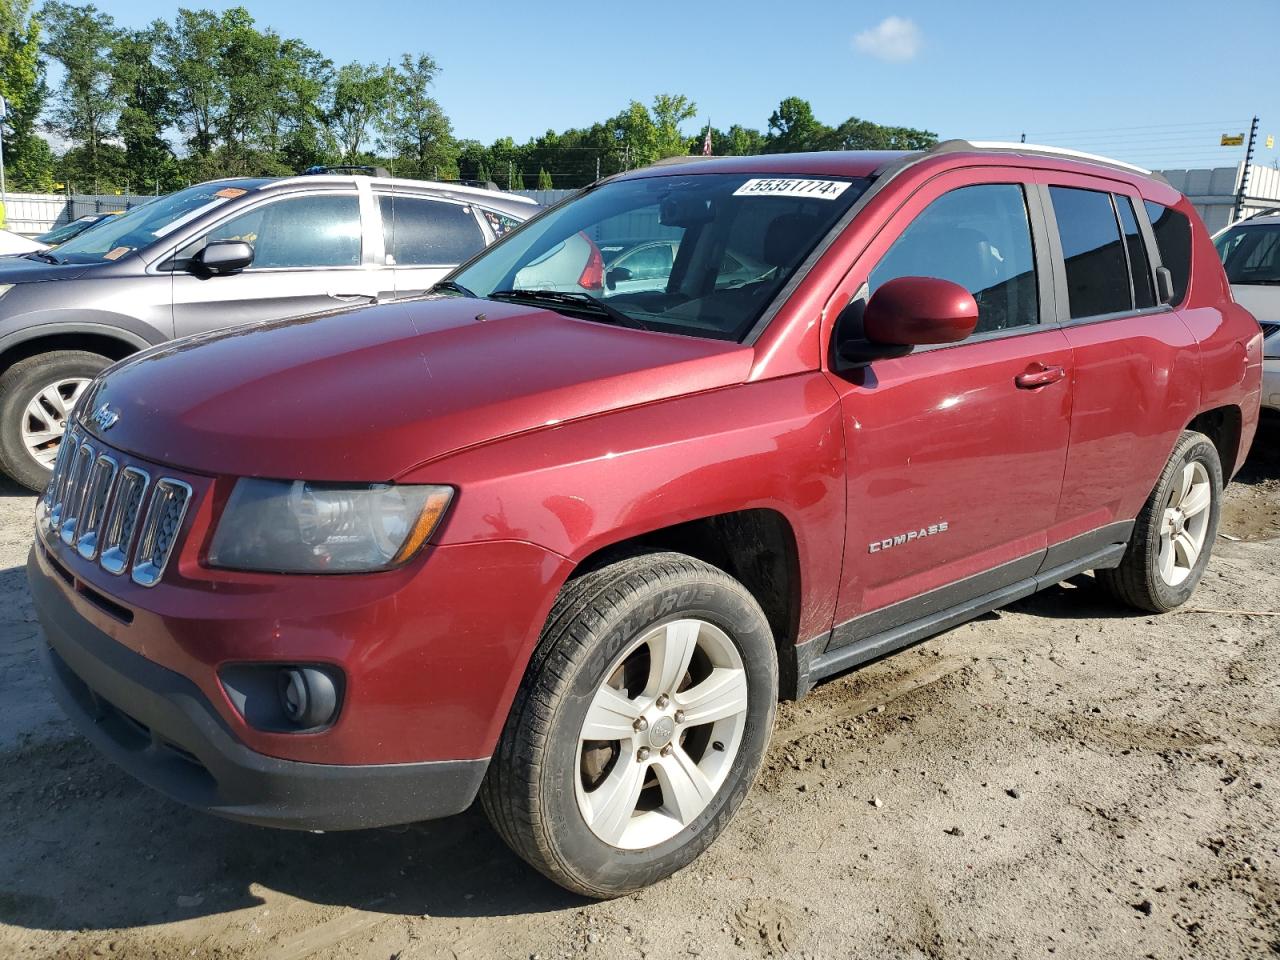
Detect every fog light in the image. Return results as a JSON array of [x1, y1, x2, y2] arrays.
[[277, 667, 338, 729]]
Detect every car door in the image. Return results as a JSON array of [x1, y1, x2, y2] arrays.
[[822, 169, 1074, 647], [170, 190, 376, 338], [1036, 174, 1200, 550], [375, 193, 490, 299]]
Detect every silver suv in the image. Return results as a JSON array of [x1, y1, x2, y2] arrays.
[[1213, 209, 1280, 414], [0, 173, 538, 490]]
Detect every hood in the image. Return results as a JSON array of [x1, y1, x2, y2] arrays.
[[82, 297, 754, 481], [0, 255, 96, 283], [1231, 283, 1280, 324]]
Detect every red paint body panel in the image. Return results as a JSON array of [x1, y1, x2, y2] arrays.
[[34, 147, 1263, 780]]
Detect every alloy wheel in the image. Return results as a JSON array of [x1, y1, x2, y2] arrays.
[[21, 377, 91, 468], [1157, 460, 1212, 586], [575, 618, 749, 850]]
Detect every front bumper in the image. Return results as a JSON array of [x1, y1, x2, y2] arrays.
[[31, 547, 487, 830]]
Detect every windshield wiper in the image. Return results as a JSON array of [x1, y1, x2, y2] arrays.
[[27, 250, 62, 264], [430, 279, 478, 298], [488, 288, 651, 330]]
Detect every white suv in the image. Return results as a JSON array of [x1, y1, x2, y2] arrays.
[[1215, 210, 1280, 412]]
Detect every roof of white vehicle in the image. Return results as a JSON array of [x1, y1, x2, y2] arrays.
[[270, 173, 538, 205]]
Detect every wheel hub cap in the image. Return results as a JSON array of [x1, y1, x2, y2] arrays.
[[574, 618, 749, 850], [1157, 460, 1212, 587]]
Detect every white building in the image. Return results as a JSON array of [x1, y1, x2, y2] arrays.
[[1156, 162, 1280, 234]]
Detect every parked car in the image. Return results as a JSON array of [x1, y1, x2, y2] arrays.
[[34, 212, 123, 248], [0, 174, 538, 490], [600, 238, 772, 296], [1213, 209, 1280, 412], [30, 142, 1261, 899], [0, 228, 47, 257]]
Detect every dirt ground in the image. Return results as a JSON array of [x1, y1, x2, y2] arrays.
[[1, 422, 1277, 960]]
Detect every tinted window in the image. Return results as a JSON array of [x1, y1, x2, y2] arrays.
[[1049, 187, 1131, 318], [1115, 195, 1155, 308], [379, 195, 486, 265], [869, 183, 1038, 334], [182, 193, 362, 269], [1144, 201, 1192, 304], [1215, 223, 1280, 285]]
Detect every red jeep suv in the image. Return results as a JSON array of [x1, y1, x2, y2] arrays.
[[30, 142, 1262, 898]]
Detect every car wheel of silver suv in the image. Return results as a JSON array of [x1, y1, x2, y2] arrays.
[[481, 552, 777, 898], [0, 350, 110, 493], [1099, 430, 1222, 613]]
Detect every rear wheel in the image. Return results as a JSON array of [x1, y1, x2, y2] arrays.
[[481, 552, 777, 898], [1099, 430, 1222, 613], [0, 351, 110, 492]]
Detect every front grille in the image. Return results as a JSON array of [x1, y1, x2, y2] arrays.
[[41, 431, 194, 588]]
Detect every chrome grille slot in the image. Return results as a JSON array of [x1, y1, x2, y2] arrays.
[[75, 455, 119, 560], [44, 432, 80, 531], [131, 478, 192, 587], [59, 442, 96, 546], [99, 467, 149, 575]]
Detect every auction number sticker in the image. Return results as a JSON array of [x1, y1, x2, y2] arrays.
[[733, 178, 851, 200]]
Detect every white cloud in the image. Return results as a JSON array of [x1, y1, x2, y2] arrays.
[[853, 16, 922, 62]]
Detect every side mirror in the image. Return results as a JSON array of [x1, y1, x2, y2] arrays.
[[606, 266, 631, 290], [837, 276, 978, 368], [192, 239, 254, 275], [1154, 266, 1174, 305]]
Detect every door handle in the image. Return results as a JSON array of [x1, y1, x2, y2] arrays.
[[1014, 363, 1066, 389]]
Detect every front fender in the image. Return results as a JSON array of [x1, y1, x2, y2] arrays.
[[406, 373, 847, 646]]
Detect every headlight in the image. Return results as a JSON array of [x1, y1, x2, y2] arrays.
[[208, 479, 453, 574]]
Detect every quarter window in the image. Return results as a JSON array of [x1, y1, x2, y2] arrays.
[[1143, 201, 1192, 304], [1048, 186, 1131, 319], [1115, 194, 1155, 309], [379, 195, 486, 265], [181, 193, 362, 269], [869, 183, 1039, 335]]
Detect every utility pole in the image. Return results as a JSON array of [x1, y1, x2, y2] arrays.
[[1233, 115, 1260, 223], [595, 155, 600, 181]]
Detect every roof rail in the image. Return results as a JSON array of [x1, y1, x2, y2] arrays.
[[927, 139, 1154, 177]]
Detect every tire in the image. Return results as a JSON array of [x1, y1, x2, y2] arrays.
[[1098, 430, 1222, 613], [0, 350, 110, 493], [481, 552, 778, 898]]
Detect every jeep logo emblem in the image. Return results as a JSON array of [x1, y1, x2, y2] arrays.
[[89, 402, 119, 431]]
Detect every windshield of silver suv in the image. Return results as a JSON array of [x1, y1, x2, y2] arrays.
[[43, 180, 270, 264], [449, 172, 870, 341], [1215, 222, 1280, 285]]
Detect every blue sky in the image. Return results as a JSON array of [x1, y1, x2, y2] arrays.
[[96, 0, 1277, 170]]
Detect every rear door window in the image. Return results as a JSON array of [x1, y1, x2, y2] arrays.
[[869, 183, 1039, 335], [1048, 186, 1131, 319], [1114, 194, 1155, 309], [379, 195, 486, 265], [1143, 201, 1192, 304]]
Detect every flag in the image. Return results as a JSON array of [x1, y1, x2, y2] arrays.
[[702, 122, 713, 156]]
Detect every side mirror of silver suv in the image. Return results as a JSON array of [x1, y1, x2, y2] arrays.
[[193, 240, 254, 276]]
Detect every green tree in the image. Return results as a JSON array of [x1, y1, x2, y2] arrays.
[[380, 53, 455, 178], [112, 24, 179, 191], [0, 0, 54, 190], [536, 167, 552, 189], [259, 35, 333, 173], [41, 0, 119, 189], [764, 96, 830, 153], [650, 93, 696, 158], [510, 168, 525, 190], [330, 61, 394, 163]]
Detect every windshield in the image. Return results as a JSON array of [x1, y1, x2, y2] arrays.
[[1216, 223, 1280, 284], [50, 182, 263, 264], [451, 172, 870, 341]]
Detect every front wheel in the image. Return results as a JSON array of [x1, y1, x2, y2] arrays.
[[1099, 430, 1222, 613], [0, 350, 110, 492], [481, 552, 777, 898]]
